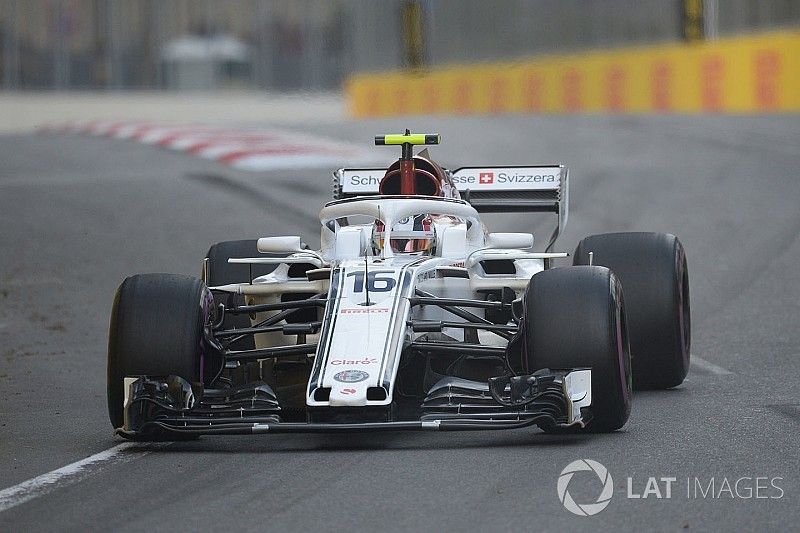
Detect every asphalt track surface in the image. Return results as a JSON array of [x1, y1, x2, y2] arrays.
[[0, 115, 798, 531]]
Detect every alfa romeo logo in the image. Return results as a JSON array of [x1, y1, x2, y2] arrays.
[[333, 370, 369, 383], [557, 459, 614, 516]]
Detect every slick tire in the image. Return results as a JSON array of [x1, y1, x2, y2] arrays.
[[522, 266, 632, 432], [574, 232, 690, 389], [204, 239, 275, 351], [107, 274, 212, 429]]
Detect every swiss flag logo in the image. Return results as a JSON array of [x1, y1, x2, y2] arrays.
[[479, 172, 494, 184]]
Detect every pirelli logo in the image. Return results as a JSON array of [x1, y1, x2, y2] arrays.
[[340, 308, 389, 314]]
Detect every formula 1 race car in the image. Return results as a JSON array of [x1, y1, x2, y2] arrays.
[[107, 132, 690, 439]]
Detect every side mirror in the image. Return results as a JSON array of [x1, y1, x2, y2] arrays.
[[485, 232, 533, 250], [257, 236, 305, 254]]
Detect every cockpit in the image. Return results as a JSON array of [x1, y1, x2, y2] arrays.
[[319, 196, 482, 260], [372, 214, 436, 255]]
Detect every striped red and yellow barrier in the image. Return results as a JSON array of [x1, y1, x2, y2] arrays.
[[346, 30, 800, 117]]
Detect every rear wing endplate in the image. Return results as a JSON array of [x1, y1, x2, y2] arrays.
[[332, 165, 568, 251]]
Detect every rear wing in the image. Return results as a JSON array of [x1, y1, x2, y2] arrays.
[[332, 165, 568, 251]]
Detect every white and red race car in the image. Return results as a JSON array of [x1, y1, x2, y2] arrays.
[[107, 132, 690, 439]]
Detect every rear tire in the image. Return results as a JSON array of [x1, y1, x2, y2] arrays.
[[574, 232, 690, 389], [519, 266, 632, 432], [204, 239, 275, 351], [107, 274, 213, 429]]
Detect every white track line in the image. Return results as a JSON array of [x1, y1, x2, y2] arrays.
[[691, 355, 734, 375], [0, 442, 166, 513]]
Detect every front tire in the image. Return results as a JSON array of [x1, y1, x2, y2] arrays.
[[518, 266, 632, 432], [107, 274, 213, 429], [574, 232, 690, 389]]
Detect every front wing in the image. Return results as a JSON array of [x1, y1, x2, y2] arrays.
[[116, 369, 591, 439]]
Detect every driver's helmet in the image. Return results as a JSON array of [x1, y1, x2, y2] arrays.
[[373, 214, 435, 254], [379, 154, 452, 197]]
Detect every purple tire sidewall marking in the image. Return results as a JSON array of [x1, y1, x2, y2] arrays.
[[199, 288, 215, 383]]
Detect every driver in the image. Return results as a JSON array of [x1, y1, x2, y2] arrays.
[[371, 140, 457, 254], [373, 215, 435, 254]]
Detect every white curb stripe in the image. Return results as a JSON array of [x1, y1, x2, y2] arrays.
[[44, 120, 378, 171]]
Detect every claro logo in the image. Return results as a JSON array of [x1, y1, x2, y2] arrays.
[[330, 358, 378, 366]]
